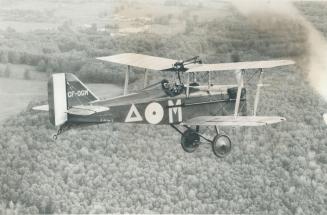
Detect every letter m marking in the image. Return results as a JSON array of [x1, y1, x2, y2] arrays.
[[168, 99, 182, 123]]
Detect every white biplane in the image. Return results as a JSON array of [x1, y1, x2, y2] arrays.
[[34, 53, 295, 158]]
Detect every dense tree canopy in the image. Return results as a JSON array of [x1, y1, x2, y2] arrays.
[[0, 2, 327, 214], [296, 1, 327, 39]]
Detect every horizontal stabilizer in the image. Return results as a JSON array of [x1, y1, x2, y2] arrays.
[[32, 105, 49, 111], [182, 116, 286, 127], [67, 105, 109, 116], [186, 60, 295, 73]]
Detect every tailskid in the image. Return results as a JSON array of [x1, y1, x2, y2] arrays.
[[52, 123, 72, 140]]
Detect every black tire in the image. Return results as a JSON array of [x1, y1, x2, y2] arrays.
[[212, 134, 232, 158], [181, 129, 200, 153]]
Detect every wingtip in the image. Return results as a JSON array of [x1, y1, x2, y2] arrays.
[[96, 56, 107, 61], [285, 59, 296, 65]]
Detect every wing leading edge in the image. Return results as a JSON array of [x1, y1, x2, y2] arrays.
[[97, 53, 294, 73], [186, 60, 295, 73], [182, 116, 286, 127]]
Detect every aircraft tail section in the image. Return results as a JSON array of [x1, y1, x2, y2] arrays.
[[48, 73, 99, 126], [65, 73, 99, 107]]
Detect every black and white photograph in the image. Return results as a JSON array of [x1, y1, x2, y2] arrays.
[[0, 0, 326, 214]]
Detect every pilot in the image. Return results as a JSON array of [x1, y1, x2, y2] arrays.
[[161, 79, 184, 97]]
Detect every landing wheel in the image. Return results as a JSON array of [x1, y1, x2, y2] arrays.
[[212, 134, 232, 158], [181, 129, 200, 153]]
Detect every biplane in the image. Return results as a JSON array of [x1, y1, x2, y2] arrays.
[[33, 53, 294, 158]]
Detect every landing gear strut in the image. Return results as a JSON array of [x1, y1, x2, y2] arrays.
[[171, 125, 232, 158]]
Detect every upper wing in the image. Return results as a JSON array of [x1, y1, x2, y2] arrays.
[[186, 60, 295, 73], [97, 53, 178, 71], [97, 53, 294, 72], [182, 116, 286, 127]]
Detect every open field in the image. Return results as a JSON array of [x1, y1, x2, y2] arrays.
[[0, 78, 45, 123], [295, 1, 327, 39], [0, 0, 117, 31], [0, 63, 47, 80], [0, 0, 228, 34]]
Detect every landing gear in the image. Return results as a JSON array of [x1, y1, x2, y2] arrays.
[[180, 128, 200, 153], [171, 125, 233, 158], [212, 134, 232, 158]]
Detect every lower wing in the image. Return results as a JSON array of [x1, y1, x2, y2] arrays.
[[182, 116, 286, 127]]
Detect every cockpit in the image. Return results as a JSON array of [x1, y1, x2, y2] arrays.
[[160, 78, 204, 97], [161, 79, 185, 97]]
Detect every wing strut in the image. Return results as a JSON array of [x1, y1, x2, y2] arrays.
[[208, 71, 211, 87], [186, 72, 190, 97], [234, 69, 244, 117], [144, 69, 148, 88], [253, 69, 264, 116], [124, 66, 130, 95]]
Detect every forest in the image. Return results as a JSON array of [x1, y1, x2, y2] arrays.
[[0, 1, 327, 214], [0, 2, 307, 83], [295, 1, 327, 39]]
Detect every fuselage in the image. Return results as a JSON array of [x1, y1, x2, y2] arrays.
[[67, 85, 247, 125]]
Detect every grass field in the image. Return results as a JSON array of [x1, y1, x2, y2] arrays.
[[0, 78, 46, 123], [0, 63, 47, 80], [0, 0, 229, 34]]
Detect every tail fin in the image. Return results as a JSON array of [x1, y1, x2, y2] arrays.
[[48, 73, 98, 126], [65, 73, 99, 106]]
